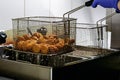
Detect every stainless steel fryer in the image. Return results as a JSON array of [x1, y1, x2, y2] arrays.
[[0, 3, 119, 80], [0, 46, 118, 80]]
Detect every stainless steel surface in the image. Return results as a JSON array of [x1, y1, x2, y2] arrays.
[[0, 45, 117, 79], [63, 46, 117, 66], [106, 10, 120, 49], [0, 59, 52, 80], [2, 45, 75, 67], [1, 45, 115, 67], [111, 14, 120, 49]]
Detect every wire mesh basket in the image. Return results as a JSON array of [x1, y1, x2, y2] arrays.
[[8, 16, 78, 67], [12, 16, 77, 55], [12, 16, 76, 40], [75, 23, 108, 49]]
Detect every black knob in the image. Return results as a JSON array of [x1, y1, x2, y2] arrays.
[[0, 32, 7, 44], [85, 0, 94, 7], [37, 27, 47, 35]]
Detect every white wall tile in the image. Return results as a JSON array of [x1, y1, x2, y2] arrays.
[[50, 0, 71, 17], [0, 0, 24, 30], [25, 0, 50, 16], [0, 0, 106, 30]]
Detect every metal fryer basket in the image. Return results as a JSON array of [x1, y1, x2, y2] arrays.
[[75, 23, 108, 48], [12, 16, 76, 41]]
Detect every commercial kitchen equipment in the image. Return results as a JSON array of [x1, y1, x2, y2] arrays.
[[0, 2, 120, 80]]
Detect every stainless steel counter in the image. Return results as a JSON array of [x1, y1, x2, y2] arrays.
[[0, 59, 52, 80], [0, 46, 119, 80]]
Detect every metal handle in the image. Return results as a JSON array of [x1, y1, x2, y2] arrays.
[[63, 0, 93, 36], [63, 4, 85, 36], [27, 27, 32, 36], [63, 4, 85, 19], [63, 0, 93, 18], [96, 12, 116, 48]]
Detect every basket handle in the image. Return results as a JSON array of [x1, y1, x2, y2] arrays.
[[27, 27, 32, 36], [85, 0, 94, 7]]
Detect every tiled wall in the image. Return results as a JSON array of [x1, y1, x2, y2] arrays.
[[0, 0, 106, 31]]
